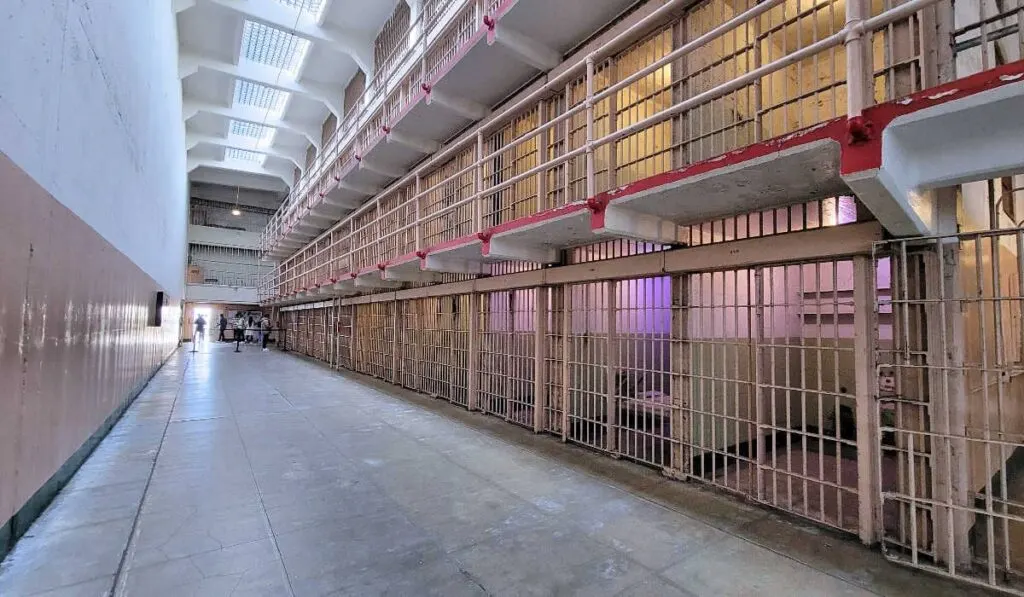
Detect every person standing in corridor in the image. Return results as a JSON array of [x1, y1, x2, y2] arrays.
[[217, 313, 228, 342], [260, 314, 272, 351], [233, 312, 246, 351]]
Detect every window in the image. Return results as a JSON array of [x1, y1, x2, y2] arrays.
[[273, 0, 327, 18], [229, 121, 276, 148], [233, 80, 290, 118], [239, 20, 311, 76], [225, 148, 264, 163]]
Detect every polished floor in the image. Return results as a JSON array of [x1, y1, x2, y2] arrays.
[[0, 343, 977, 596]]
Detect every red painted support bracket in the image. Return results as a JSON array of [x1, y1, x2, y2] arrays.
[[846, 116, 874, 145], [586, 195, 609, 214]]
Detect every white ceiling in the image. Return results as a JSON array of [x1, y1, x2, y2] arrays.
[[177, 0, 404, 202]]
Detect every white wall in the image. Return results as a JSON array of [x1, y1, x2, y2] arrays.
[[188, 225, 262, 250], [186, 284, 260, 305], [0, 0, 187, 295]]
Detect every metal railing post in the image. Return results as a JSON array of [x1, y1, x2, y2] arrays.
[[845, 0, 870, 120], [585, 56, 596, 199], [414, 174, 423, 250], [475, 131, 485, 231]]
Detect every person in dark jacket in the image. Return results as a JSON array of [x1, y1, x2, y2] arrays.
[[233, 312, 246, 351], [217, 314, 228, 342]]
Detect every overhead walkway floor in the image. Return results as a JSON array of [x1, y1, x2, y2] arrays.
[[0, 344, 980, 597]]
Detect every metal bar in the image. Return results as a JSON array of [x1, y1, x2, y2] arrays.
[[467, 292, 480, 411], [853, 256, 880, 544], [339, 223, 883, 306]]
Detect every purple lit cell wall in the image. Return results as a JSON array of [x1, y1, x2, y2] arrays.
[[487, 289, 536, 332]]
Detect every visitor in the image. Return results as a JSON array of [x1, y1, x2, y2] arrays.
[[193, 314, 206, 348], [260, 314, 271, 351], [233, 312, 246, 351], [217, 313, 228, 342]]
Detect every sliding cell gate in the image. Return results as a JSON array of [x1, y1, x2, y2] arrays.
[[876, 230, 1024, 595], [681, 259, 864, 535]]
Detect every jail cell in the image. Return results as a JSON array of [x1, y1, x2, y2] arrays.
[[543, 287, 566, 435], [417, 297, 454, 401], [284, 311, 300, 352], [294, 311, 310, 356], [613, 25, 677, 187], [482, 108, 541, 228], [566, 281, 613, 452], [398, 299, 421, 391], [351, 208, 379, 272], [679, 0, 926, 164], [565, 60, 612, 203], [681, 260, 862, 534], [613, 277, 676, 468], [420, 148, 476, 248], [354, 302, 396, 382], [379, 186, 417, 262], [450, 294, 472, 408], [311, 308, 328, 362], [335, 304, 354, 370], [878, 229, 1024, 594], [477, 290, 538, 428]]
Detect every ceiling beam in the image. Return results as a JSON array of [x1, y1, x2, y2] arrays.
[[187, 155, 294, 188], [179, 53, 344, 119], [186, 132, 305, 171], [182, 99, 321, 151]]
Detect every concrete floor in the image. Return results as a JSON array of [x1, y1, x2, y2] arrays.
[[0, 344, 979, 596]]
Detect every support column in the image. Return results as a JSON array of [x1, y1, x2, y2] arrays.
[[561, 286, 571, 441], [475, 132, 485, 231], [925, 239, 972, 572], [534, 287, 548, 433], [853, 256, 881, 545], [391, 300, 401, 386], [467, 293, 481, 411], [668, 274, 690, 479], [505, 292, 514, 423], [606, 281, 619, 455], [754, 268, 768, 502]]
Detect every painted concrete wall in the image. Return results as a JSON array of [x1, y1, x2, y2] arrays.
[[0, 0, 187, 295], [0, 0, 186, 550], [188, 225, 262, 250]]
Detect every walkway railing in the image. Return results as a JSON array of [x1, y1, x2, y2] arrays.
[[259, 0, 1001, 303], [261, 0, 480, 254]]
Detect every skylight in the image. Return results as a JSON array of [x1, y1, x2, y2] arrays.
[[229, 120, 277, 148], [233, 80, 290, 119], [225, 148, 265, 164], [240, 20, 311, 76], [274, 0, 327, 18]]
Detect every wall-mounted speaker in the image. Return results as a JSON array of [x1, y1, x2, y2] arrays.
[[149, 291, 166, 327]]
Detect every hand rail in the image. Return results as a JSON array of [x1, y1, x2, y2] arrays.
[[261, 0, 946, 304], [261, 0, 482, 255]]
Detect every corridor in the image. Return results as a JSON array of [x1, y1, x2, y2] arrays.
[[0, 345, 975, 597]]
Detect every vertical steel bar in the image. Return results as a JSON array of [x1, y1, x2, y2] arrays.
[[607, 280, 618, 454]]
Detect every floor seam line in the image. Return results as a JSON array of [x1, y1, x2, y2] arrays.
[[225, 370, 298, 597], [108, 352, 193, 596]]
